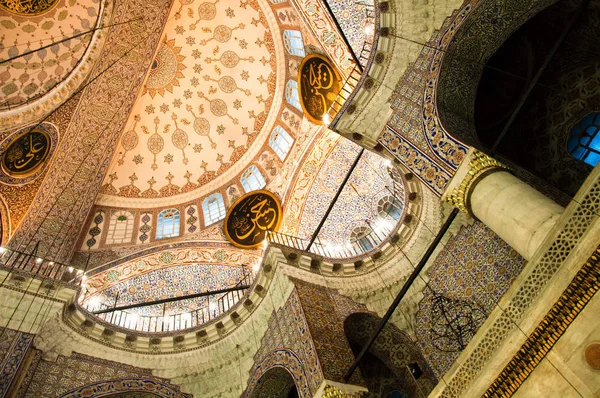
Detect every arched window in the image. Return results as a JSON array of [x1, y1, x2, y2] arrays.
[[269, 126, 294, 160], [156, 209, 180, 239], [286, 80, 302, 111], [377, 195, 403, 221], [106, 211, 135, 245], [241, 165, 266, 193], [350, 226, 374, 253], [568, 112, 600, 167], [283, 30, 305, 57], [202, 193, 226, 226]]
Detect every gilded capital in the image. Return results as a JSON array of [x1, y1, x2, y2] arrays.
[[444, 150, 507, 214]]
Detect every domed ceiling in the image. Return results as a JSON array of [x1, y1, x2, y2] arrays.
[[96, 0, 284, 207], [0, 0, 102, 109]]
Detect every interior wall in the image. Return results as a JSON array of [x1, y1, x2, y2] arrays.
[[16, 351, 189, 397], [415, 221, 526, 376]]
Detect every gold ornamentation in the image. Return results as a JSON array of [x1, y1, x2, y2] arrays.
[[1, 127, 51, 177], [0, 0, 59, 16], [321, 385, 365, 398], [483, 245, 600, 397], [298, 54, 343, 125], [224, 190, 281, 249], [444, 150, 506, 214]]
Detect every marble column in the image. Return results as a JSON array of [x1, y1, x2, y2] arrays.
[[444, 150, 564, 261]]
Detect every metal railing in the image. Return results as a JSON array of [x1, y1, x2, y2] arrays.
[[268, 224, 396, 260], [81, 270, 254, 333], [0, 244, 82, 284], [268, 166, 405, 260]]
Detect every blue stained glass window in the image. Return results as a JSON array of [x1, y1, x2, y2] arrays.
[[156, 209, 180, 239], [283, 30, 305, 57], [269, 126, 294, 160], [567, 112, 600, 167], [241, 165, 266, 193], [286, 80, 302, 111], [202, 193, 226, 226]]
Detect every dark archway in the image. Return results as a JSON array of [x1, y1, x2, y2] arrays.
[[437, 0, 600, 196], [249, 366, 299, 398], [344, 313, 437, 398]]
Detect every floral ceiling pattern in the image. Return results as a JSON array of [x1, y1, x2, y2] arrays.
[[0, 0, 101, 109], [97, 0, 282, 206]]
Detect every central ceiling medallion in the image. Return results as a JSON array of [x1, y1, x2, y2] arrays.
[[143, 38, 186, 98], [224, 190, 281, 249], [298, 53, 342, 125]]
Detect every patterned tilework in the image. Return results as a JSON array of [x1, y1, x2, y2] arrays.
[[245, 288, 323, 397], [84, 263, 248, 317], [293, 279, 367, 386], [380, 126, 452, 196], [324, 0, 374, 57], [60, 377, 191, 398], [83, 244, 260, 296], [0, 329, 34, 397], [344, 313, 438, 397], [295, 137, 404, 246], [415, 221, 526, 376], [20, 352, 188, 397]]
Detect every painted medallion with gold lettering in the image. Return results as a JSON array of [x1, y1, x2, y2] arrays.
[[224, 190, 282, 249], [0, 0, 59, 16], [298, 53, 342, 125], [2, 127, 51, 177]]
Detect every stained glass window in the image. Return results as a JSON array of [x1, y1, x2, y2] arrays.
[[156, 209, 180, 239], [106, 211, 135, 245], [202, 193, 226, 226], [269, 126, 294, 160], [286, 80, 302, 111], [567, 112, 600, 167], [283, 30, 305, 57], [241, 165, 266, 193]]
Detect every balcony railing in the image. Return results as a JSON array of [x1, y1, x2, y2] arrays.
[[80, 270, 254, 333], [0, 244, 82, 285]]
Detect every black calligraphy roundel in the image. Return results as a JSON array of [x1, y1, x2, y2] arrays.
[[2, 128, 51, 177], [224, 190, 282, 249], [298, 53, 342, 125]]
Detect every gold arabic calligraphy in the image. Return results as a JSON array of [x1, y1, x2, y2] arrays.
[[2, 129, 50, 176], [233, 198, 277, 242], [225, 191, 281, 249], [299, 54, 341, 123], [0, 0, 58, 16]]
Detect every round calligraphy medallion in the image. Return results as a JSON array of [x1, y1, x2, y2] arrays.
[[1, 127, 51, 177], [298, 53, 342, 125], [0, 0, 60, 16], [223, 190, 282, 249]]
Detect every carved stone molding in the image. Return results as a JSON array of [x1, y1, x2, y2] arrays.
[[483, 244, 600, 397]]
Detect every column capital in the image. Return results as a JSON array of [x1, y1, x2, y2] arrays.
[[443, 150, 508, 214], [313, 380, 368, 397]]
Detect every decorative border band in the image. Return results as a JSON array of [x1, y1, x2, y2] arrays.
[[483, 245, 600, 397]]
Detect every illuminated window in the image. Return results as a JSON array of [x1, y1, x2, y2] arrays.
[[269, 126, 294, 160], [106, 211, 134, 245], [283, 30, 305, 57], [156, 209, 180, 239], [202, 193, 226, 226], [286, 80, 302, 111], [350, 226, 374, 253], [568, 112, 600, 167], [377, 196, 403, 221], [241, 165, 266, 193]]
